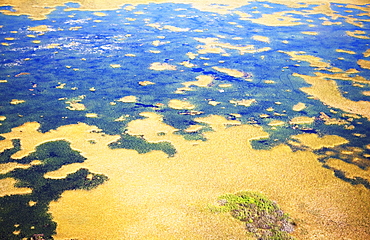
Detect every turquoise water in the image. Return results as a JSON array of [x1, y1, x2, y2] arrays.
[[0, 1, 370, 239]]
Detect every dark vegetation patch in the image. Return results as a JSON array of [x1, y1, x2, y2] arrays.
[[108, 133, 177, 157], [0, 140, 108, 240]]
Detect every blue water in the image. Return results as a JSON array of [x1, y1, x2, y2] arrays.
[[0, 1, 369, 173]]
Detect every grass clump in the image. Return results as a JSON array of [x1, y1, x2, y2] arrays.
[[215, 191, 295, 240]]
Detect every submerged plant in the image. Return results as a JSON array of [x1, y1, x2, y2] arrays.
[[215, 191, 295, 240]]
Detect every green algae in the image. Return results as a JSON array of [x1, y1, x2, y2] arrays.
[[213, 191, 295, 240], [0, 140, 108, 239]]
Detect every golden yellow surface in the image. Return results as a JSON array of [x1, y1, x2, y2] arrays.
[[295, 73, 370, 120], [289, 116, 315, 124], [117, 95, 137, 103], [1, 0, 370, 239], [301, 31, 319, 35], [279, 50, 331, 69], [0, 116, 369, 239], [27, 25, 51, 32], [179, 61, 196, 68], [247, 11, 304, 26], [229, 99, 257, 107], [268, 120, 285, 126], [346, 30, 370, 39], [0, 122, 120, 159], [182, 75, 214, 88], [251, 35, 270, 43], [292, 102, 306, 111], [194, 37, 270, 55], [0, 162, 29, 174], [0, 178, 32, 197], [162, 25, 189, 32], [291, 133, 349, 150], [110, 64, 121, 68], [326, 158, 370, 181], [314, 71, 369, 84], [138, 80, 155, 86], [184, 124, 203, 133], [212, 66, 246, 78], [10, 99, 25, 105], [85, 113, 98, 118], [92, 12, 106, 16], [357, 59, 370, 69], [336, 49, 356, 54], [168, 99, 195, 110], [65, 101, 86, 111], [218, 83, 232, 88], [363, 49, 370, 57]]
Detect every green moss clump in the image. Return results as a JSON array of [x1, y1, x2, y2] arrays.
[[215, 191, 296, 240]]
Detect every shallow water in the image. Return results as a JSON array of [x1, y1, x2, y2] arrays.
[[0, 1, 370, 239]]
